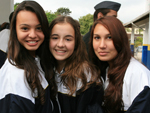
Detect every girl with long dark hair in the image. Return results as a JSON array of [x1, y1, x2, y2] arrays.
[[0, 1, 53, 113], [47, 16, 104, 113], [89, 16, 150, 113]]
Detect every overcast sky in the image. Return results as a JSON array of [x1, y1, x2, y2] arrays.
[[14, 0, 147, 24]]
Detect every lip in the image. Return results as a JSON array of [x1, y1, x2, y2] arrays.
[[98, 52, 108, 56], [55, 49, 66, 55], [26, 40, 38, 46]]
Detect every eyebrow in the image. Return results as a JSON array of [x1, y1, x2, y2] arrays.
[[93, 33, 111, 36], [19, 24, 41, 27], [51, 34, 74, 38], [65, 35, 74, 38]]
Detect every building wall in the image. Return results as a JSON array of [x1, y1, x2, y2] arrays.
[[0, 0, 14, 24]]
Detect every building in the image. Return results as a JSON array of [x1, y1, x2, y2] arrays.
[[124, 0, 150, 69]]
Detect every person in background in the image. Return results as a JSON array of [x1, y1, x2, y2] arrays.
[[83, 1, 121, 55], [0, 22, 10, 31], [89, 16, 150, 113], [0, 1, 53, 113], [0, 11, 13, 68], [46, 16, 104, 113]]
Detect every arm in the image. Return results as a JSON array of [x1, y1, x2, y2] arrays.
[[123, 58, 150, 110]]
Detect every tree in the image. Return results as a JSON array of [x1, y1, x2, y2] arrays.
[[79, 14, 93, 35], [134, 36, 143, 48], [125, 28, 131, 33], [45, 11, 57, 24], [55, 7, 71, 16], [14, 3, 20, 10]]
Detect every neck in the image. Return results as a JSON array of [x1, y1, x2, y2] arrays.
[[56, 60, 66, 73], [29, 51, 36, 57]]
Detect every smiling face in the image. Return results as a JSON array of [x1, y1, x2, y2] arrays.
[[49, 23, 75, 65], [16, 10, 44, 56], [93, 24, 118, 65]]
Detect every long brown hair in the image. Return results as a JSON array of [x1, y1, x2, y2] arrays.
[[7, 1, 49, 105], [89, 16, 131, 113], [48, 16, 102, 100]]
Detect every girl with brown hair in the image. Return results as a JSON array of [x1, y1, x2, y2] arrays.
[[89, 16, 150, 113], [47, 16, 104, 113], [0, 1, 53, 113]]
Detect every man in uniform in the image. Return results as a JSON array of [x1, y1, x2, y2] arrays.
[[83, 1, 121, 56]]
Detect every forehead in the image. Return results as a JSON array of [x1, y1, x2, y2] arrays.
[[52, 23, 74, 33], [94, 24, 110, 34], [16, 10, 39, 23]]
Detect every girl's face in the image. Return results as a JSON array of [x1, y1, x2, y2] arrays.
[[16, 10, 44, 56], [93, 24, 118, 65], [49, 23, 75, 64]]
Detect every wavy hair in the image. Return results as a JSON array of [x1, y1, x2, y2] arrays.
[[7, 1, 49, 105], [89, 16, 132, 113], [47, 16, 102, 100]]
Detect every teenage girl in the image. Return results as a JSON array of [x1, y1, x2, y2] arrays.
[[89, 16, 150, 113], [47, 16, 104, 113], [0, 1, 53, 113]]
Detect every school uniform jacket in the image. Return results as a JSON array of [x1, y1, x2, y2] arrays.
[[0, 29, 10, 68], [53, 68, 104, 113], [0, 57, 53, 113], [104, 57, 150, 112]]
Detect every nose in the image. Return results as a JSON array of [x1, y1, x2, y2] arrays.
[[28, 29, 37, 38], [99, 39, 106, 48], [57, 39, 65, 47]]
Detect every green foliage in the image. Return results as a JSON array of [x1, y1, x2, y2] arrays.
[[139, 29, 143, 34], [45, 11, 57, 24], [134, 36, 143, 48], [14, 3, 20, 10], [55, 7, 71, 16], [79, 14, 93, 35], [125, 28, 131, 32]]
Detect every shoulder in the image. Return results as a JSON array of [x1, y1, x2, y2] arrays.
[[124, 57, 150, 86], [125, 57, 150, 76], [0, 29, 10, 37], [0, 59, 35, 103]]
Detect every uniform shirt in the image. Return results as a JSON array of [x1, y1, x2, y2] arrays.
[[53, 67, 104, 113], [0, 29, 10, 52], [104, 57, 150, 111], [0, 57, 53, 113]]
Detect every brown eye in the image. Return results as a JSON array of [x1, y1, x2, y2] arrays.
[[21, 27, 28, 31], [107, 36, 111, 39], [36, 26, 42, 31], [94, 36, 100, 39]]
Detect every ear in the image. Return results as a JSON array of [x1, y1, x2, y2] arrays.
[[97, 12, 104, 19]]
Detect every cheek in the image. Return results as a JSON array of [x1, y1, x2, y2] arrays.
[[16, 32, 26, 42], [49, 40, 54, 50], [38, 33, 45, 40], [93, 40, 98, 50], [113, 49, 118, 57], [68, 42, 75, 53]]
